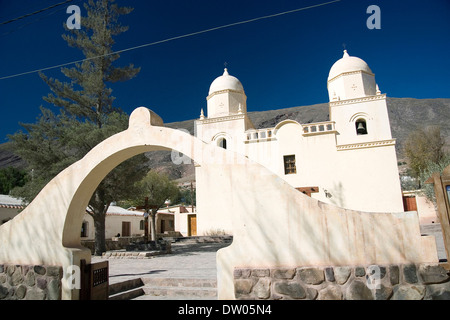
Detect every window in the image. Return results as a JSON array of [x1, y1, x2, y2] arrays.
[[81, 221, 88, 237], [218, 138, 227, 149], [139, 220, 144, 230], [355, 119, 368, 135], [283, 155, 296, 175]]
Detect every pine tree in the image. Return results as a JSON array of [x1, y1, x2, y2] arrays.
[[8, 0, 147, 255], [41, 0, 139, 126]]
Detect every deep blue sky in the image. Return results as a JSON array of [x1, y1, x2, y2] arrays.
[[0, 0, 449, 142]]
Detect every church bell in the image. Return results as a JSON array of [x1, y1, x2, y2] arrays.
[[356, 122, 367, 135]]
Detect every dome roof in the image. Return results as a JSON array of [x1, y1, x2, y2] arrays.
[[208, 68, 244, 95], [328, 50, 373, 81]]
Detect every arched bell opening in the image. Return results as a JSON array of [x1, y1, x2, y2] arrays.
[[355, 118, 368, 135]]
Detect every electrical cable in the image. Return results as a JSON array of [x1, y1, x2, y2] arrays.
[[0, 0, 340, 80], [0, 0, 74, 25]]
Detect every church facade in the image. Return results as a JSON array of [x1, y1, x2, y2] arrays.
[[194, 50, 404, 234]]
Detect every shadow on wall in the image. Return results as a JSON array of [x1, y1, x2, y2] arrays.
[[329, 182, 345, 208]]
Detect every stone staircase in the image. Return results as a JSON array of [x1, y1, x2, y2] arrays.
[[109, 278, 145, 300], [108, 277, 217, 300]]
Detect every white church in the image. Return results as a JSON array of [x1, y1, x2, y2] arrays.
[[194, 50, 404, 233]]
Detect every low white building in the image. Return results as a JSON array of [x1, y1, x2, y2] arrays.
[[157, 205, 196, 237], [81, 205, 145, 240], [195, 50, 405, 234], [0, 194, 193, 240], [81, 204, 195, 240], [0, 195, 24, 225]]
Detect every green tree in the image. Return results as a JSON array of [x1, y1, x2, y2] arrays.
[[0, 167, 28, 195], [132, 171, 179, 241], [173, 185, 196, 207], [7, 0, 146, 256], [404, 126, 447, 185], [41, 0, 140, 126]]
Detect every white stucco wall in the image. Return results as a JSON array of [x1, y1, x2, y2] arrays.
[[81, 212, 144, 240], [416, 195, 438, 224], [0, 208, 21, 225]]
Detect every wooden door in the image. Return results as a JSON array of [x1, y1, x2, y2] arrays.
[[122, 221, 131, 237], [188, 215, 197, 236], [402, 196, 417, 212]]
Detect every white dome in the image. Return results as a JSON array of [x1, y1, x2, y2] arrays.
[[208, 68, 244, 95], [328, 50, 373, 81]]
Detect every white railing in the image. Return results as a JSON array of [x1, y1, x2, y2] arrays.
[[245, 128, 274, 142], [244, 121, 336, 142], [302, 121, 336, 135]]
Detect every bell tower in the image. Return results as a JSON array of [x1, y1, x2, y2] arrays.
[[206, 68, 247, 118], [327, 50, 377, 102], [327, 50, 393, 146], [195, 68, 254, 153]]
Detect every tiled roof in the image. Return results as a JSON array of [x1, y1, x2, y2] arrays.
[[0, 195, 24, 209]]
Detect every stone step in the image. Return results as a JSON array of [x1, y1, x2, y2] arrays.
[[142, 286, 217, 299], [174, 236, 233, 244], [138, 277, 217, 300], [103, 250, 165, 259], [109, 287, 145, 300], [108, 278, 145, 300], [141, 277, 217, 288]]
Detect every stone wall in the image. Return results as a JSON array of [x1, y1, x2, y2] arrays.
[[81, 236, 145, 254], [234, 263, 450, 300], [0, 264, 62, 300]]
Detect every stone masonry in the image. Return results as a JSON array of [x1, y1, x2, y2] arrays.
[[0, 264, 63, 300], [234, 263, 450, 300]]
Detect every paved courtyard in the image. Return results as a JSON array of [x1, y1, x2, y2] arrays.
[[92, 242, 231, 285]]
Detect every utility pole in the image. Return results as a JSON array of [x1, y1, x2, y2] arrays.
[[136, 197, 149, 241], [190, 181, 194, 213]]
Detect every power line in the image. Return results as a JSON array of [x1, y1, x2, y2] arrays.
[[0, 0, 341, 81], [0, 0, 74, 25], [1, 5, 69, 37]]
